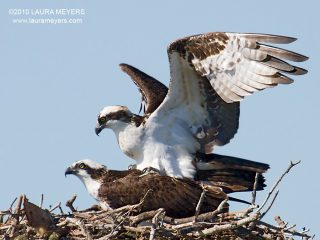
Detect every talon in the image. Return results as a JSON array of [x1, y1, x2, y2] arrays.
[[140, 167, 161, 177]]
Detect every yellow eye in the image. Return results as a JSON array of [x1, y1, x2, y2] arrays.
[[99, 116, 107, 125], [79, 163, 86, 169]]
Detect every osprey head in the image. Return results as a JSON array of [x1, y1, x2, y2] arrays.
[[65, 159, 106, 180], [95, 105, 132, 135], [65, 159, 107, 200]]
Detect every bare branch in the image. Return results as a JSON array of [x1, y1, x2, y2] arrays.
[[260, 190, 279, 219], [9, 197, 17, 211], [251, 172, 260, 206], [149, 208, 165, 240], [194, 213, 261, 236], [49, 202, 61, 213], [130, 210, 159, 226], [39, 194, 44, 208], [66, 195, 77, 213], [211, 199, 228, 219], [193, 189, 206, 223], [257, 161, 300, 213]]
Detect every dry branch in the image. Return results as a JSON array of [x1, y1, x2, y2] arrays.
[[257, 160, 300, 213], [251, 172, 260, 206], [66, 194, 77, 213]]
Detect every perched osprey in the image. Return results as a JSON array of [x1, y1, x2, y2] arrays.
[[95, 32, 308, 179], [65, 159, 230, 218]]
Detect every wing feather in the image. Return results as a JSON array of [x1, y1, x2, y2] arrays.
[[255, 43, 309, 62], [119, 63, 168, 115], [238, 33, 297, 44], [168, 32, 307, 103], [150, 32, 307, 151]]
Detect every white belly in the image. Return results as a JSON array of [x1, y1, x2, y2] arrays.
[[139, 122, 198, 178], [115, 119, 199, 179], [138, 143, 196, 179]]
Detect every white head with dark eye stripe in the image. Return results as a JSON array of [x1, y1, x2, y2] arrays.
[[95, 105, 133, 135], [65, 159, 107, 200]]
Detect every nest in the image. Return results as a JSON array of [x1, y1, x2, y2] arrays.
[[0, 161, 313, 240]]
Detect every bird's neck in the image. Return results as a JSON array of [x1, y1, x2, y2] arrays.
[[109, 120, 134, 138], [80, 176, 101, 200], [111, 121, 144, 160]]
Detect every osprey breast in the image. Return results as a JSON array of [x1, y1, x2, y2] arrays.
[[117, 124, 144, 160]]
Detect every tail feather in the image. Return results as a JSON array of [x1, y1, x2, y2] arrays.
[[195, 153, 269, 193], [196, 153, 269, 173]]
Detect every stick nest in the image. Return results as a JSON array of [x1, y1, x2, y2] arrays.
[[0, 161, 313, 240]]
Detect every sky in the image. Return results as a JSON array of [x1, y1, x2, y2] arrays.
[[0, 0, 319, 237]]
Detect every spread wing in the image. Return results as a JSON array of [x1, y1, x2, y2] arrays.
[[150, 32, 308, 150], [119, 63, 168, 114]]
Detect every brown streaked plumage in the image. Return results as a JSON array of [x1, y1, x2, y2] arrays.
[[99, 170, 228, 218], [65, 159, 229, 218]]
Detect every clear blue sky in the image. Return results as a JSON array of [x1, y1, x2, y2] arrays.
[[1, 0, 319, 236]]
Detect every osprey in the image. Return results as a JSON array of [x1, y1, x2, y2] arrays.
[[95, 32, 308, 179], [65, 159, 229, 218]]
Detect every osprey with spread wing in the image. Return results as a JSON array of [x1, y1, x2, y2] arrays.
[[95, 32, 308, 179]]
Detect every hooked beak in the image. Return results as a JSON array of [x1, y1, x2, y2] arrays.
[[95, 124, 104, 136], [65, 167, 74, 177]]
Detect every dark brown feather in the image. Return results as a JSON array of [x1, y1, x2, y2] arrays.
[[119, 63, 168, 115], [197, 76, 240, 151], [98, 170, 228, 218], [168, 32, 228, 60], [195, 153, 269, 193]]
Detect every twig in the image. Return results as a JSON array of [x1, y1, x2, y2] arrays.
[[49, 202, 61, 213], [39, 194, 44, 208], [162, 199, 228, 226], [284, 224, 296, 231], [64, 217, 93, 240], [9, 197, 18, 210], [0, 211, 11, 216], [6, 195, 23, 236], [210, 199, 228, 219], [104, 195, 151, 240], [251, 172, 260, 206], [66, 195, 77, 213], [170, 199, 228, 231], [193, 189, 206, 223], [58, 204, 65, 215], [77, 219, 93, 240], [130, 210, 159, 226], [257, 161, 300, 213], [14, 195, 23, 217], [260, 190, 279, 219], [123, 225, 149, 233], [4, 197, 18, 224], [149, 208, 165, 240], [195, 212, 261, 236]]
